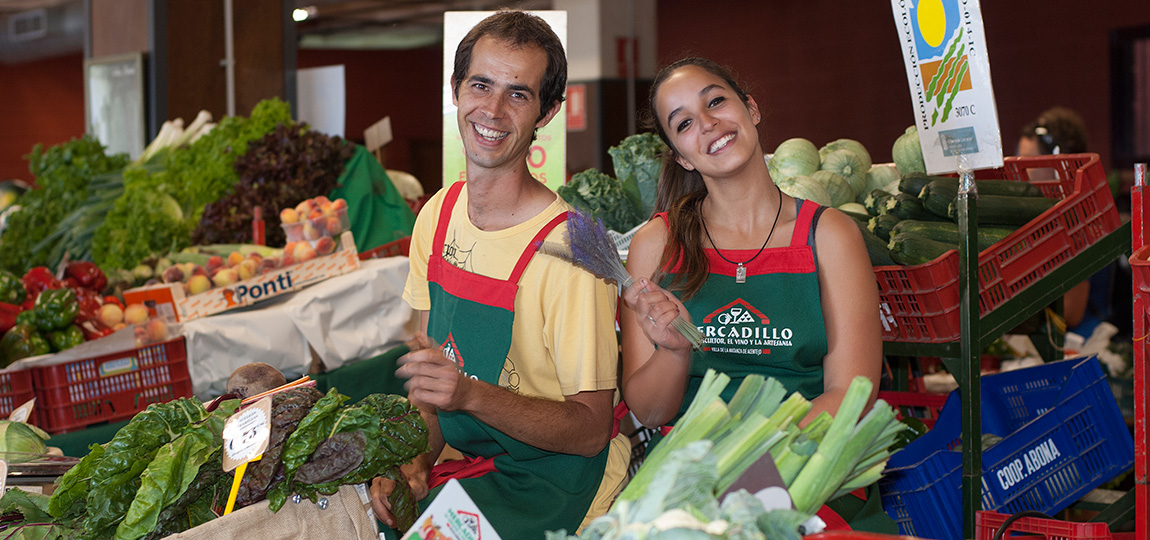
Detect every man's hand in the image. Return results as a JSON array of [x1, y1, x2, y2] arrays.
[[370, 464, 430, 530], [397, 335, 473, 412]]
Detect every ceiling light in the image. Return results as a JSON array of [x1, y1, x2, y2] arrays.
[[292, 6, 317, 22]]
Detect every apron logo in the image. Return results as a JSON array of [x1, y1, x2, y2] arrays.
[[441, 333, 479, 380], [700, 298, 792, 354]]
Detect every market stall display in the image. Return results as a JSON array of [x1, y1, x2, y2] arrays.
[[0, 379, 429, 540]]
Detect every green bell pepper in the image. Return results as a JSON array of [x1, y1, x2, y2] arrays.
[[0, 323, 51, 368], [33, 288, 78, 333], [48, 325, 84, 352], [0, 271, 24, 305], [15, 310, 35, 326]]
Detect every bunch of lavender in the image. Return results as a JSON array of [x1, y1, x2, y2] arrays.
[[538, 211, 703, 349]]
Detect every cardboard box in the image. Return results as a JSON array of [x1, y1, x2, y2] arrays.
[[125, 231, 359, 322]]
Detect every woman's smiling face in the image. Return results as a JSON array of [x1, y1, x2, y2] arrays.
[[654, 65, 761, 178]]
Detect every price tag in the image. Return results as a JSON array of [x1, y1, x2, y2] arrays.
[[8, 398, 34, 424], [222, 397, 271, 472], [0, 460, 7, 494]]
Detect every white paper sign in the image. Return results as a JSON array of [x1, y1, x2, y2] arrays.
[[441, 11, 567, 190], [891, 0, 1003, 174], [400, 479, 501, 540]]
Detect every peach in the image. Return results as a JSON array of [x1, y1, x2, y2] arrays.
[[246, 252, 263, 264], [257, 257, 280, 274], [98, 303, 124, 328], [206, 255, 225, 274], [292, 242, 317, 262], [236, 259, 257, 280], [283, 241, 296, 256], [280, 254, 295, 267], [212, 268, 240, 287], [191, 264, 208, 277], [123, 303, 150, 325], [330, 198, 347, 212], [161, 265, 185, 284], [295, 201, 311, 215], [314, 236, 336, 255], [227, 251, 245, 267], [187, 274, 212, 295], [303, 222, 322, 240], [279, 207, 299, 224], [325, 216, 343, 235], [145, 319, 168, 343]]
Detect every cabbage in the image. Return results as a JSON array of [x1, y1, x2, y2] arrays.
[[859, 163, 902, 203], [819, 138, 872, 172], [893, 125, 927, 175], [0, 420, 49, 462], [819, 149, 866, 198], [767, 138, 819, 182], [810, 170, 854, 207], [775, 175, 832, 207]]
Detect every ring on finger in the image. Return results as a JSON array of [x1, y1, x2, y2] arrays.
[[647, 315, 656, 324]]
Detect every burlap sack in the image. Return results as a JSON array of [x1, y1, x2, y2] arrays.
[[162, 485, 377, 540]]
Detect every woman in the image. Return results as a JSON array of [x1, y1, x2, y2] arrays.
[[621, 57, 882, 427], [619, 57, 890, 531]]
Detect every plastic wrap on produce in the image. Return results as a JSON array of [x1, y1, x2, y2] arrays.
[[184, 257, 413, 397], [284, 258, 414, 371]]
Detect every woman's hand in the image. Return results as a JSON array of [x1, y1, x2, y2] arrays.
[[622, 277, 695, 353]]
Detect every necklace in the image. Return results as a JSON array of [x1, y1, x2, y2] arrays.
[[701, 184, 782, 284]]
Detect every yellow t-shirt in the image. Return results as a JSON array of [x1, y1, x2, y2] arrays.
[[403, 183, 619, 398]]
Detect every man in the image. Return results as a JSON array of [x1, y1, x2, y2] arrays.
[[370, 10, 626, 538]]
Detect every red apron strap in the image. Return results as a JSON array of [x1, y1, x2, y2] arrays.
[[817, 504, 853, 531], [427, 454, 501, 490], [507, 211, 569, 284], [789, 199, 818, 246], [432, 181, 466, 260], [611, 401, 630, 438]]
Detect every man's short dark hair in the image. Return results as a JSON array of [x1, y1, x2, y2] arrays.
[[452, 10, 567, 123]]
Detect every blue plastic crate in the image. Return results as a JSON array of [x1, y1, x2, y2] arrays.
[[879, 355, 1134, 540]]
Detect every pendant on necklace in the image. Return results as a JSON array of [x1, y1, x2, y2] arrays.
[[736, 264, 747, 284]]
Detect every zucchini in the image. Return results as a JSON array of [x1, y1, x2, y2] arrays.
[[852, 220, 896, 266], [868, 213, 900, 242], [947, 195, 1058, 226], [864, 189, 893, 216], [890, 220, 1016, 252], [887, 232, 954, 265], [898, 172, 941, 196], [902, 172, 1045, 198], [918, 180, 958, 219], [886, 192, 946, 222]]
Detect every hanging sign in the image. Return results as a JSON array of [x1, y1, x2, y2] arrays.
[[891, 0, 1003, 174], [442, 11, 567, 190]]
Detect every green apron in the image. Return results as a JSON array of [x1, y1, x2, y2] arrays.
[[420, 181, 609, 538], [658, 199, 896, 533], [661, 199, 828, 423]]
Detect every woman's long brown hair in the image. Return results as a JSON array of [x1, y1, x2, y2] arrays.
[[647, 57, 753, 300]]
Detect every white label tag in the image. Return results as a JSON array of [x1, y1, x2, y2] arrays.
[[222, 397, 272, 472]]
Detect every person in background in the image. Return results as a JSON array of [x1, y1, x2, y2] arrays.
[[368, 10, 628, 538], [618, 57, 890, 531], [1017, 106, 1116, 340]]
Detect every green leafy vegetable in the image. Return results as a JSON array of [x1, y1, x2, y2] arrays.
[[92, 99, 292, 270], [0, 136, 129, 274], [608, 132, 666, 219], [115, 400, 239, 540], [266, 387, 348, 511], [556, 169, 643, 233], [192, 122, 354, 246]]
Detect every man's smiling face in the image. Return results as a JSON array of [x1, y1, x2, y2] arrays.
[[452, 36, 555, 175]]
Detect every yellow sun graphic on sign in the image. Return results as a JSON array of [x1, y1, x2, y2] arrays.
[[917, 0, 947, 47]]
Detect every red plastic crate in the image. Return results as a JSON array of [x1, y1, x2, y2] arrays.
[[975, 511, 1113, 540], [31, 337, 192, 434], [878, 390, 948, 428], [876, 153, 1121, 343], [1132, 244, 1150, 296], [0, 369, 35, 418]]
